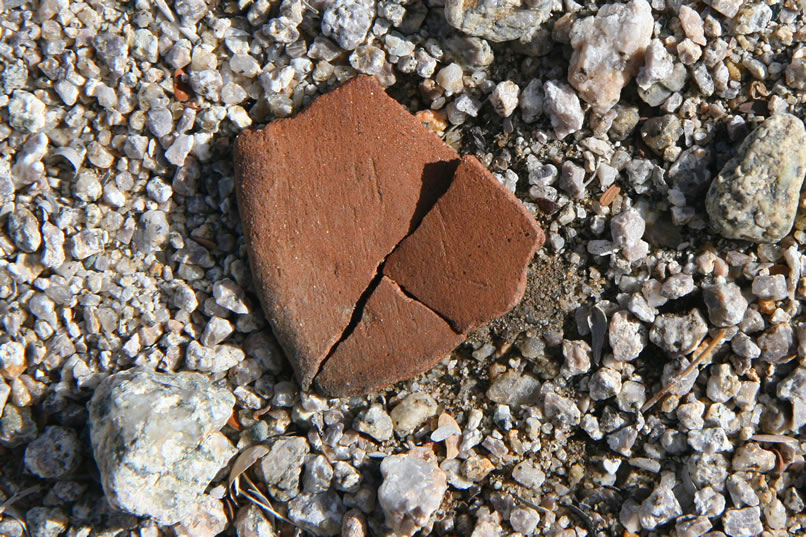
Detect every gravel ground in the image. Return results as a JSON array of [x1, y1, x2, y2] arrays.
[[1, 0, 806, 536]]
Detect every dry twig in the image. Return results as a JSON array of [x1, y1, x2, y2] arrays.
[[642, 328, 728, 413]]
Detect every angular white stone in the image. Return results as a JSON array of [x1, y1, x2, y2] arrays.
[[568, 0, 654, 112], [88, 369, 236, 525], [444, 0, 553, 42], [543, 80, 584, 140], [378, 448, 447, 537]]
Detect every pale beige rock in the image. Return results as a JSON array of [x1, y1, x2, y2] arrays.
[[679, 5, 706, 46], [568, 0, 654, 113], [444, 0, 553, 43]]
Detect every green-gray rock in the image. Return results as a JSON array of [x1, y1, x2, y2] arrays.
[[706, 113, 806, 243]]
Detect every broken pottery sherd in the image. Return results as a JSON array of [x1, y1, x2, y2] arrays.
[[235, 75, 544, 396]]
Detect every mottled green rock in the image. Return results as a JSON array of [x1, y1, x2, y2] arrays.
[[706, 113, 806, 243]]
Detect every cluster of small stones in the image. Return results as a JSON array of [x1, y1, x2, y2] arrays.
[[1, 0, 806, 536]]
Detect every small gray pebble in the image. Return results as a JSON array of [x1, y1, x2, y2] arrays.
[[8, 207, 42, 252], [26, 507, 69, 537], [24, 426, 81, 478]]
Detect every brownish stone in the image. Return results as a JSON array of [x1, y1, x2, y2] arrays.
[[384, 155, 545, 334], [314, 276, 465, 397], [234, 75, 459, 389]]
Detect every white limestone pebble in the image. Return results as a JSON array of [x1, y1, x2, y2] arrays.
[[0, 341, 26, 379], [609, 311, 648, 362], [54, 80, 79, 105], [786, 47, 806, 90], [134, 210, 169, 253], [751, 274, 787, 301], [70, 229, 104, 260], [28, 293, 57, 326], [443, 0, 553, 43], [486, 371, 540, 407], [611, 208, 645, 248], [694, 486, 726, 518], [543, 80, 584, 140], [568, 0, 654, 113], [562, 339, 591, 377], [519, 79, 543, 123], [679, 5, 706, 46], [147, 107, 174, 137], [11, 133, 49, 188], [0, 405, 38, 447], [185, 341, 245, 373], [353, 403, 394, 442], [213, 279, 249, 314], [650, 309, 708, 355], [88, 369, 236, 524], [733, 4, 772, 35], [165, 134, 195, 166], [764, 499, 787, 530], [390, 392, 438, 437], [146, 179, 173, 204], [321, 0, 375, 51], [201, 317, 234, 346], [8, 91, 47, 133], [637, 39, 674, 90], [677, 38, 702, 66], [132, 28, 159, 63], [543, 392, 581, 426], [589, 367, 622, 400], [255, 436, 310, 501], [758, 323, 796, 364], [173, 496, 229, 537], [94, 33, 129, 76], [688, 427, 732, 453], [349, 45, 386, 77], [559, 161, 585, 199], [73, 171, 102, 202], [378, 448, 447, 537], [302, 455, 333, 495], [436, 63, 464, 96], [489, 80, 519, 117], [173, 281, 199, 313], [230, 54, 261, 78], [190, 70, 223, 101], [704, 0, 742, 17], [510, 507, 539, 535], [175, 0, 208, 26], [608, 425, 637, 456], [8, 208, 41, 253], [512, 460, 545, 490], [676, 515, 712, 537], [123, 136, 149, 161], [288, 491, 346, 536], [661, 273, 695, 299], [639, 474, 682, 530], [722, 507, 763, 537], [726, 474, 759, 508], [228, 105, 252, 128], [777, 368, 806, 421]]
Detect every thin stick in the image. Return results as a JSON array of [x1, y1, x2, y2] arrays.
[[0, 486, 40, 537], [751, 434, 800, 445], [642, 328, 727, 413]]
